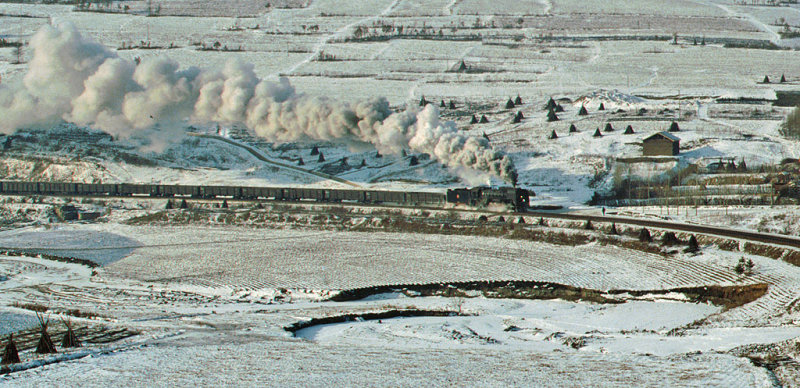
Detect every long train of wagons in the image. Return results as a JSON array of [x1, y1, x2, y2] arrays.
[[0, 181, 532, 212]]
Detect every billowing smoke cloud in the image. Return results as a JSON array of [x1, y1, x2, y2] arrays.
[[0, 23, 516, 182]]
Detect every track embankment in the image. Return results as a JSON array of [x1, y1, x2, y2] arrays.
[[527, 211, 800, 250]]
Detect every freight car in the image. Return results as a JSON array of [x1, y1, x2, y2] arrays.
[[0, 181, 532, 212]]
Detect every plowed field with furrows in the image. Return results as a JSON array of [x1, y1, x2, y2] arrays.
[[106, 229, 754, 294]]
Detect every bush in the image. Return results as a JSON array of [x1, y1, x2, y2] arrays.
[[734, 257, 754, 275], [638, 228, 652, 243], [780, 106, 800, 139]]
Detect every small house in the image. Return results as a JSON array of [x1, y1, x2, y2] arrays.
[[642, 131, 680, 156]]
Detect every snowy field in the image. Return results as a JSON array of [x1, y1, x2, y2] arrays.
[[4, 0, 800, 385], [1, 219, 800, 386]]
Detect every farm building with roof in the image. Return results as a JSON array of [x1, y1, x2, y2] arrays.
[[642, 131, 680, 156]]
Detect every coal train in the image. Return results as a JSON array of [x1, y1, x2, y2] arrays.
[[0, 181, 532, 212]]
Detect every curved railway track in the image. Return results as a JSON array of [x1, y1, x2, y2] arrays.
[[525, 211, 800, 250]]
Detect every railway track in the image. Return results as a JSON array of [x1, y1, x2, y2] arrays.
[[187, 133, 361, 188], [525, 211, 800, 250], [2, 182, 799, 252]]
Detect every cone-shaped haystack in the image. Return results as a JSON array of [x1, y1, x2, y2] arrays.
[[165, 199, 174, 210], [458, 60, 468, 72], [61, 319, 81, 348], [538, 217, 546, 226], [409, 155, 419, 166], [578, 105, 588, 116], [608, 222, 618, 235], [497, 216, 505, 223], [375, 150, 382, 158], [638, 228, 652, 243], [598, 102, 605, 111], [781, 74, 787, 83], [506, 99, 516, 109], [604, 123, 614, 132], [318, 152, 325, 163], [549, 130, 558, 139], [517, 216, 526, 224], [583, 220, 594, 230], [624, 125, 634, 134], [360, 159, 366, 168], [593, 128, 602, 137], [2, 335, 20, 365], [221, 199, 228, 209], [419, 96, 428, 106], [179, 199, 188, 209], [685, 235, 699, 253], [569, 123, 578, 133], [449, 100, 456, 109], [310, 146, 319, 155], [470, 114, 479, 124], [763, 75, 770, 84], [515, 95, 523, 105], [480, 115, 489, 123], [547, 109, 559, 122], [513, 111, 525, 123], [440, 100, 446, 108], [545, 97, 557, 111], [738, 159, 747, 172], [555, 104, 564, 113], [35, 313, 57, 354], [669, 121, 680, 132], [483, 132, 490, 141]]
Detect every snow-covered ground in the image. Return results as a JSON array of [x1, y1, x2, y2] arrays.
[[1, 218, 799, 386], [4, 0, 800, 385]]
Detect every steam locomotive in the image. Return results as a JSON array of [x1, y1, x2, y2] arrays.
[[0, 181, 532, 212]]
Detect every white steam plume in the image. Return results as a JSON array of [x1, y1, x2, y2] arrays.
[[0, 23, 517, 182]]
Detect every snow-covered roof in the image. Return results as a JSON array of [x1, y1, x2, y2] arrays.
[[643, 131, 680, 143]]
